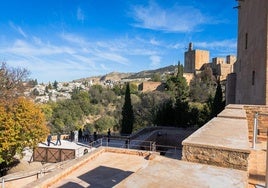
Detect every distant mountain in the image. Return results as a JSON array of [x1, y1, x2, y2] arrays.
[[74, 65, 176, 82]]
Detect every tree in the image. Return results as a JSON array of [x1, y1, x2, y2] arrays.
[[189, 66, 216, 102], [50, 99, 84, 133], [121, 83, 134, 135], [151, 73, 161, 82], [53, 80, 58, 90], [155, 62, 192, 127], [166, 62, 189, 101], [154, 99, 175, 126], [134, 91, 170, 129], [94, 115, 116, 133], [0, 97, 49, 164], [211, 81, 225, 118], [0, 62, 30, 101]]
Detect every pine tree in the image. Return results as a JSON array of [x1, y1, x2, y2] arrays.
[[121, 82, 134, 135]]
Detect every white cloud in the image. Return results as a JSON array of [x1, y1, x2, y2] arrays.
[[6, 39, 75, 56], [9, 22, 27, 38], [100, 64, 109, 71], [97, 52, 129, 65], [150, 55, 161, 68], [195, 40, 237, 49], [77, 7, 85, 22], [150, 38, 160, 46], [131, 2, 210, 32], [60, 33, 88, 46]]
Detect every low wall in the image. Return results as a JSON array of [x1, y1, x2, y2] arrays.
[[182, 106, 251, 171]]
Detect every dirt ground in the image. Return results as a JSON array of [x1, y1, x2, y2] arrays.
[[7, 160, 43, 174]]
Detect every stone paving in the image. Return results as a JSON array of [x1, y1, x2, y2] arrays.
[[49, 152, 150, 188], [32, 149, 247, 188]]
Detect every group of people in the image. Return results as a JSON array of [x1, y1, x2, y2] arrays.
[[47, 132, 61, 146], [46, 128, 113, 146], [69, 128, 91, 143]]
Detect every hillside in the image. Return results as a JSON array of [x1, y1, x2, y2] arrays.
[[127, 65, 176, 79], [74, 65, 176, 82]]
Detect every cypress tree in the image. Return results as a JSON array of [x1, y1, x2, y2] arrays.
[[211, 81, 225, 117], [121, 82, 134, 135]]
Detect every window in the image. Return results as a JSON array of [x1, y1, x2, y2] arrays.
[[245, 33, 248, 49], [252, 70, 255, 85]]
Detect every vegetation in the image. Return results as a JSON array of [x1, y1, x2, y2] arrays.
[[41, 62, 221, 134]]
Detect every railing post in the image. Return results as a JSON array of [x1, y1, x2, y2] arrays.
[[106, 137, 108, 147], [2, 177, 4, 188], [152, 142, 156, 152], [252, 112, 258, 149]]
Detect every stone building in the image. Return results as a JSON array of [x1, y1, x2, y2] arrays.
[[211, 55, 236, 81], [184, 42, 210, 73], [138, 81, 163, 92], [227, 0, 268, 105], [183, 42, 236, 83]]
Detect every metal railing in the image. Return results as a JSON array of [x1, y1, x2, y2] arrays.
[[89, 137, 179, 157]]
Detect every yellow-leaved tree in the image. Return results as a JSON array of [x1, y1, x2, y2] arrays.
[[0, 97, 49, 164]]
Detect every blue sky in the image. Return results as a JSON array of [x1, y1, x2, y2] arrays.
[[0, 0, 238, 83]]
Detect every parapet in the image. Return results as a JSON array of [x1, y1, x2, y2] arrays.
[[182, 107, 250, 171]]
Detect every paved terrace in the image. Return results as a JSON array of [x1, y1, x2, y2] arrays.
[[24, 147, 247, 188]]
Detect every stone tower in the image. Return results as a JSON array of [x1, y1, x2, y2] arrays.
[[184, 42, 210, 73], [232, 0, 268, 105]]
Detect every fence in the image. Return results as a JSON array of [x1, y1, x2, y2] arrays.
[[33, 147, 76, 163]]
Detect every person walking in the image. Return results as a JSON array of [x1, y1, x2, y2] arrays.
[[74, 130, 78, 143], [107, 128, 111, 142], [47, 133, 52, 146], [56, 132, 61, 146], [93, 131, 97, 142]]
